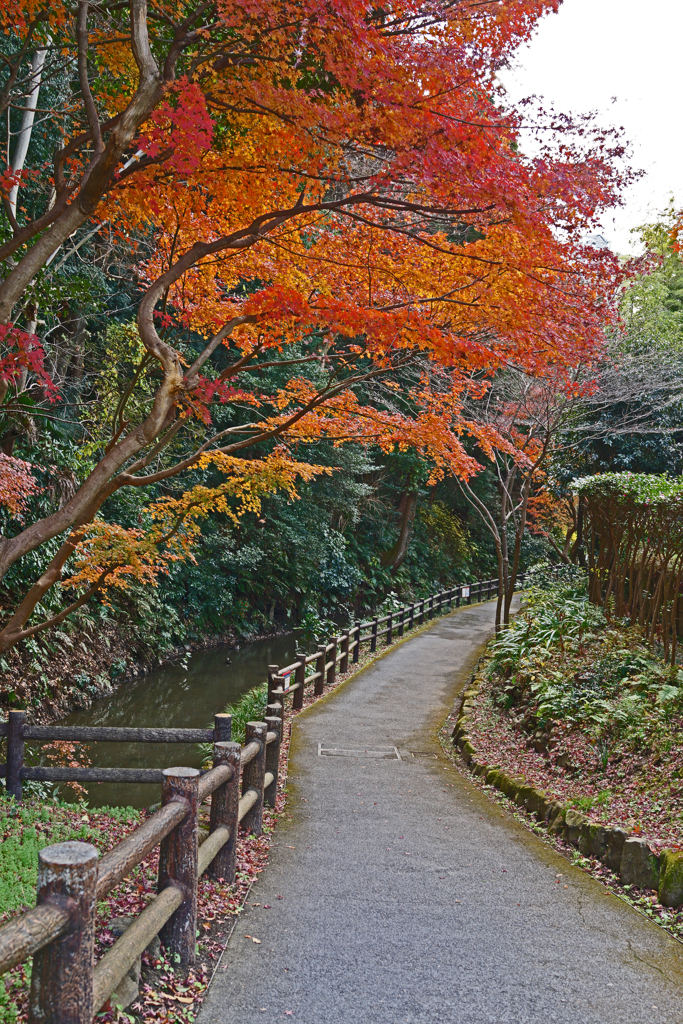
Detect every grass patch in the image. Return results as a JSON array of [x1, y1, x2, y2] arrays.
[[0, 797, 140, 919]]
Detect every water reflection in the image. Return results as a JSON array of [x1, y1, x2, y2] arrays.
[[59, 632, 298, 808]]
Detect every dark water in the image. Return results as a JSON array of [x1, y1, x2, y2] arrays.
[[58, 633, 298, 808]]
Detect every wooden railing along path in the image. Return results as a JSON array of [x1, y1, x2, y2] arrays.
[[0, 707, 283, 1023], [266, 578, 501, 710], [0, 576, 504, 1023]]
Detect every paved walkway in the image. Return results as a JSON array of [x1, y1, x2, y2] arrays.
[[199, 601, 683, 1023]]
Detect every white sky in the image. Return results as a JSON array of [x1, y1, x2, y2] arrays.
[[500, 0, 683, 255]]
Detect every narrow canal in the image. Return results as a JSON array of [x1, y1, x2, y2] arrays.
[[58, 632, 298, 808]]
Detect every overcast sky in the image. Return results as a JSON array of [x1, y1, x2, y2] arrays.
[[500, 0, 683, 255]]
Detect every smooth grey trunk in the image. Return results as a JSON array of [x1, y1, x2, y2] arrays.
[[8, 47, 47, 219]]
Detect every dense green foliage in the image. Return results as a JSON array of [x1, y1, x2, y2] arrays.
[[489, 563, 683, 765]]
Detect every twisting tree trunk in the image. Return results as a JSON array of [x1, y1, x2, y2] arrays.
[[381, 491, 418, 574]]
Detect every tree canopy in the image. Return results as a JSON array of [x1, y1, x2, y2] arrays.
[[0, 0, 630, 653]]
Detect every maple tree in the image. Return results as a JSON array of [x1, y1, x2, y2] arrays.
[[0, 0, 630, 652]]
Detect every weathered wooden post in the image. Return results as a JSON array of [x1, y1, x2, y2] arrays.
[[7, 709, 25, 802], [266, 701, 283, 722], [370, 617, 378, 652], [436, 592, 442, 614], [294, 654, 306, 710], [267, 664, 280, 705], [327, 638, 337, 686], [158, 767, 199, 964], [352, 621, 361, 663], [428, 595, 434, 619], [397, 608, 404, 638], [419, 600, 425, 625], [340, 630, 350, 672], [409, 603, 415, 630], [456, 585, 461, 608], [214, 713, 232, 743], [315, 646, 326, 695], [242, 722, 267, 834], [28, 841, 98, 1024], [264, 713, 282, 809], [208, 742, 241, 883], [386, 612, 393, 645]]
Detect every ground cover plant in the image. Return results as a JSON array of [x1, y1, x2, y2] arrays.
[[465, 562, 683, 853]]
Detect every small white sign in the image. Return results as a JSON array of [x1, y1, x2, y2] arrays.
[[461, 586, 470, 598], [282, 671, 292, 691]]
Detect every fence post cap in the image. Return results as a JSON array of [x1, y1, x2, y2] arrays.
[[162, 767, 200, 779], [39, 841, 99, 868], [214, 740, 241, 753], [246, 721, 267, 733]]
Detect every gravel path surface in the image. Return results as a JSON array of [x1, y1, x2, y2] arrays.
[[198, 601, 683, 1023]]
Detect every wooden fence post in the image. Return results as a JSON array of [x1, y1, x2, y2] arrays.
[[294, 654, 306, 710], [428, 595, 434, 619], [315, 646, 326, 695], [264, 714, 282, 809], [409, 603, 415, 630], [7, 709, 25, 802], [267, 665, 279, 705], [397, 608, 404, 638], [370, 617, 378, 652], [327, 639, 337, 686], [208, 742, 241, 883], [28, 841, 98, 1024], [242, 722, 267, 834], [158, 767, 199, 964], [340, 630, 350, 672], [353, 621, 361, 663], [214, 713, 232, 743], [386, 612, 393, 645], [419, 600, 425, 625]]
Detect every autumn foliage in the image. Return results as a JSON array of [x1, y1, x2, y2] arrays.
[[0, 0, 629, 651]]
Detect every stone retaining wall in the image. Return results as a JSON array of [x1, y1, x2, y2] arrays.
[[452, 675, 683, 908]]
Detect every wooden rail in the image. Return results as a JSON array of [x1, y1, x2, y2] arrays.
[[0, 707, 283, 1024], [0, 711, 233, 802], [267, 578, 501, 708]]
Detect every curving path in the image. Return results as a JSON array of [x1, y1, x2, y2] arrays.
[[198, 601, 683, 1023]]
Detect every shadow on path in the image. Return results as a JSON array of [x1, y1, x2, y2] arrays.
[[198, 601, 683, 1023]]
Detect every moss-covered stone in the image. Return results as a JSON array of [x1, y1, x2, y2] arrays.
[[620, 838, 659, 890], [604, 828, 627, 872], [514, 784, 535, 809], [548, 804, 566, 833], [658, 849, 683, 908], [461, 740, 475, 764], [588, 823, 609, 859], [525, 788, 548, 817], [564, 808, 588, 845]]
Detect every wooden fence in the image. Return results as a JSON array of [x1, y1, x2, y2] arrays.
[[266, 578, 500, 709], [0, 576, 501, 1024], [0, 705, 283, 1024]]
